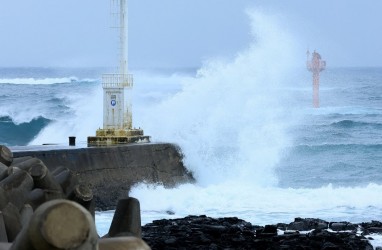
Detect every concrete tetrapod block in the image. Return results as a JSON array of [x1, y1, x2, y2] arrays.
[[0, 146, 12, 167], [11, 199, 98, 250], [69, 184, 95, 219], [107, 197, 142, 238], [0, 164, 7, 181], [99, 237, 151, 250], [10, 157, 33, 167], [0, 212, 8, 242], [2, 203, 22, 242], [11, 158, 42, 172], [19, 204, 33, 228], [0, 243, 11, 250], [27, 188, 63, 210], [0, 171, 34, 211], [28, 161, 63, 192], [53, 167, 78, 196]]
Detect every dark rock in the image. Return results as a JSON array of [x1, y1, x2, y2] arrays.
[[256, 224, 277, 238], [322, 241, 339, 249], [361, 221, 382, 235], [142, 216, 374, 250], [367, 227, 382, 233], [329, 222, 357, 231], [288, 217, 329, 231]]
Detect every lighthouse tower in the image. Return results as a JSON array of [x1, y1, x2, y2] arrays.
[[307, 50, 326, 108], [88, 0, 149, 145]]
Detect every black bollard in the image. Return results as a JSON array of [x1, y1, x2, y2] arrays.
[[69, 136, 76, 146]]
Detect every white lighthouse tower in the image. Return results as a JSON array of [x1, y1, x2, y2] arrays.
[[88, 0, 149, 145]]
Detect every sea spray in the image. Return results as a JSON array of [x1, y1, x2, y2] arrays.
[[127, 10, 382, 227], [130, 183, 382, 226], [29, 84, 103, 145], [0, 77, 100, 145], [137, 10, 298, 186], [0, 77, 81, 85], [127, 9, 305, 223]]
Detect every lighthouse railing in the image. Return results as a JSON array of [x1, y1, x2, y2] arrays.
[[102, 73, 133, 88]]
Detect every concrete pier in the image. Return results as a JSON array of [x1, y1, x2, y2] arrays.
[[12, 143, 194, 210]]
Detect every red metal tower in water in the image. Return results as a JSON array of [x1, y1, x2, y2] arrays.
[[307, 50, 326, 108]]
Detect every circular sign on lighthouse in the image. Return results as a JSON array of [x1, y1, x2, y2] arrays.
[[111, 100, 116, 106]]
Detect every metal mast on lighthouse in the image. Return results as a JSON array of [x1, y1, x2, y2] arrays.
[[103, 0, 132, 130], [88, 0, 149, 145], [307, 50, 326, 108]]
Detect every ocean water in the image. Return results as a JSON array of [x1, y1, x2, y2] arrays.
[[1, 11, 382, 239]]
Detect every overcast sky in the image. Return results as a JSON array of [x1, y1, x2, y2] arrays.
[[1, 0, 381, 68]]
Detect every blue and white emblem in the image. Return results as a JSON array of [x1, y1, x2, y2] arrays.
[[111, 100, 116, 106]]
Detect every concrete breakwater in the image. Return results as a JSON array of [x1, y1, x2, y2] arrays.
[[12, 143, 194, 210]]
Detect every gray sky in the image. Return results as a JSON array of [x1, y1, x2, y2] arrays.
[[1, 0, 381, 68]]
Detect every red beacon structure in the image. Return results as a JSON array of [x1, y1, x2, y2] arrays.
[[307, 50, 326, 108]]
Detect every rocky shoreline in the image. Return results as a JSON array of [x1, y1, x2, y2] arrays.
[[142, 215, 381, 249]]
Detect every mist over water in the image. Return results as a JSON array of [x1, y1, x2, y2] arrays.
[[127, 10, 382, 227], [28, 84, 103, 145], [138, 11, 297, 186]]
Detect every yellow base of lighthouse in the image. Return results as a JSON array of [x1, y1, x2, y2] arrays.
[[87, 128, 150, 146]]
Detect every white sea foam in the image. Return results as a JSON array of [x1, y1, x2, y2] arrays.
[[0, 77, 90, 85], [123, 10, 382, 229], [136, 10, 298, 186], [128, 183, 382, 225], [28, 85, 103, 145], [95, 182, 382, 236]]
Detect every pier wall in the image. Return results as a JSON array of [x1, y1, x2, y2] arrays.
[[13, 143, 194, 210]]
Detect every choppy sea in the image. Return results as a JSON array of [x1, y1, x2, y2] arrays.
[[1, 12, 382, 246], [1, 66, 382, 237]]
